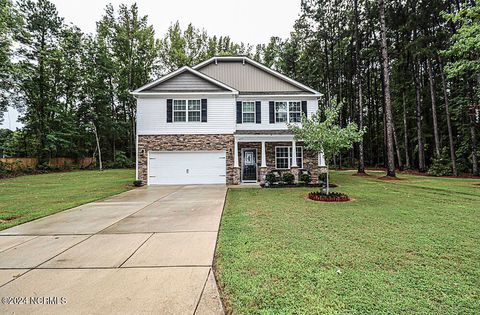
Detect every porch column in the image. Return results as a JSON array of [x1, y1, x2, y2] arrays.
[[234, 138, 239, 168], [291, 140, 299, 183], [291, 140, 298, 167], [233, 138, 240, 184], [261, 141, 267, 167], [260, 141, 268, 184]]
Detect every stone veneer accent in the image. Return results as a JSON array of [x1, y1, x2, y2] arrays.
[[237, 141, 319, 184], [138, 134, 235, 184]]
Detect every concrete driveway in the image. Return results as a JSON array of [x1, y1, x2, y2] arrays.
[[0, 185, 226, 315]]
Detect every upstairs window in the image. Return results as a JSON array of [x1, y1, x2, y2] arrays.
[[242, 101, 255, 123], [275, 101, 302, 123], [289, 101, 302, 123], [173, 99, 201, 122]]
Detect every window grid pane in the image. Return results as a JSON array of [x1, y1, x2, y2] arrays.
[[276, 112, 287, 123], [276, 147, 290, 169], [188, 111, 200, 122], [173, 112, 186, 122], [242, 113, 255, 123], [296, 147, 303, 168], [173, 99, 202, 122], [289, 112, 301, 123], [289, 102, 301, 112], [242, 102, 255, 112]]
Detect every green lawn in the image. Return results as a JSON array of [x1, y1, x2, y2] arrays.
[[216, 171, 480, 314], [0, 169, 135, 230]]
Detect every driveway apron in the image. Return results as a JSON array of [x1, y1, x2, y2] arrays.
[[0, 185, 226, 315]]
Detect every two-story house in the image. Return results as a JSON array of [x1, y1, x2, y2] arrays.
[[132, 56, 325, 185]]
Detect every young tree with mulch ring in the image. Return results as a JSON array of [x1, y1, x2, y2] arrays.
[[289, 101, 365, 195]]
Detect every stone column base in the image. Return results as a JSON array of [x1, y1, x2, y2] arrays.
[[259, 166, 268, 184], [233, 167, 241, 185], [291, 166, 300, 183]]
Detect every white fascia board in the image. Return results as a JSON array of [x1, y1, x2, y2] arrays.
[[132, 66, 238, 93], [193, 56, 322, 95], [237, 94, 321, 99], [130, 91, 238, 97], [234, 134, 298, 142]]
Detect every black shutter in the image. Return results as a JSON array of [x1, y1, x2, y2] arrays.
[[269, 101, 275, 123], [201, 99, 207, 122], [255, 101, 261, 124], [167, 99, 173, 123], [301, 101, 308, 117], [236, 101, 242, 124]]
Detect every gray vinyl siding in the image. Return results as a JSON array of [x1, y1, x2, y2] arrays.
[[197, 61, 308, 93], [145, 72, 227, 92]]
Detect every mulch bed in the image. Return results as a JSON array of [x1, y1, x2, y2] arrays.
[[308, 192, 350, 202]]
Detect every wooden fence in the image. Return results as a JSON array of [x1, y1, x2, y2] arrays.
[[0, 157, 95, 169]]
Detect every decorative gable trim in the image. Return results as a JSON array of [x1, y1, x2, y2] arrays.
[[193, 56, 322, 96], [132, 66, 239, 95]]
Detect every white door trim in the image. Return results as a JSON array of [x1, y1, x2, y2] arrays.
[[241, 148, 258, 183]]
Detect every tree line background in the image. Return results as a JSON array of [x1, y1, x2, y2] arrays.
[[0, 0, 479, 175]]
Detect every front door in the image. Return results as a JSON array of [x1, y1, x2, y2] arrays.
[[242, 149, 257, 182]]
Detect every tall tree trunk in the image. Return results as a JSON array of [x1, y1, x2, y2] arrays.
[[470, 117, 479, 176], [392, 120, 403, 170], [358, 82, 365, 173], [354, 0, 365, 174], [414, 60, 426, 172], [378, 0, 396, 177], [427, 59, 441, 158], [92, 123, 103, 171], [471, 74, 480, 176], [438, 58, 458, 176], [402, 92, 411, 169]]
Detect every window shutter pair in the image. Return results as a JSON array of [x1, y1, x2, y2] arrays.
[[166, 99, 207, 122], [236, 101, 262, 124]]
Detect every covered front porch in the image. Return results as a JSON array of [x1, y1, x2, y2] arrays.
[[232, 131, 326, 185]]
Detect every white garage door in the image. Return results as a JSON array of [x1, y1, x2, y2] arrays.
[[148, 151, 226, 185]]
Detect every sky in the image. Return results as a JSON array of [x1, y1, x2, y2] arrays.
[[53, 0, 300, 45], [1, 0, 301, 130]]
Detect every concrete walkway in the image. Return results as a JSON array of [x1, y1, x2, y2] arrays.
[[0, 185, 226, 315]]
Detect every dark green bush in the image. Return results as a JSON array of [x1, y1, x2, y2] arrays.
[[110, 151, 134, 168], [428, 149, 453, 176], [133, 180, 143, 187], [265, 172, 277, 183], [300, 173, 311, 184], [282, 172, 295, 185]]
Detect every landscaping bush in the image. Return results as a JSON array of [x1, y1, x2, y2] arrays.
[[36, 162, 61, 172], [282, 172, 295, 185], [428, 149, 453, 176], [300, 173, 311, 184], [133, 180, 143, 187], [110, 151, 134, 168], [265, 172, 277, 184]]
